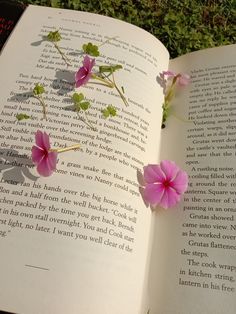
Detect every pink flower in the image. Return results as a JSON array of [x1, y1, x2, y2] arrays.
[[142, 160, 188, 209], [161, 70, 190, 86], [162, 70, 176, 78], [75, 55, 95, 88], [31, 130, 58, 177]]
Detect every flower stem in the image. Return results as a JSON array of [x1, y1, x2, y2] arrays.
[[92, 74, 114, 88], [78, 112, 97, 131], [34, 95, 47, 120], [98, 36, 118, 47], [51, 144, 80, 153], [92, 73, 128, 107], [54, 42, 71, 66], [165, 80, 177, 103], [110, 72, 129, 107]]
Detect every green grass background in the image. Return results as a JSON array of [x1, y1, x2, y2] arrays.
[[21, 0, 235, 58]]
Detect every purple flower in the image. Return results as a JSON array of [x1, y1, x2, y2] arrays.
[[32, 130, 58, 177], [75, 55, 95, 88], [161, 70, 190, 86], [142, 160, 188, 209]]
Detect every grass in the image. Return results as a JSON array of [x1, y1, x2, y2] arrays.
[[20, 0, 236, 58]]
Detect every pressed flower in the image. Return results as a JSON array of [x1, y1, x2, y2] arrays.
[[31, 130, 81, 177], [75, 55, 95, 88], [161, 70, 176, 78], [142, 160, 188, 209], [32, 130, 58, 177], [75, 54, 128, 107], [161, 70, 191, 86], [160, 70, 190, 128]]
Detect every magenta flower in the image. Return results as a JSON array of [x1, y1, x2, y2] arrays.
[[142, 160, 188, 209], [161, 70, 190, 86], [162, 70, 176, 78], [31, 130, 58, 177], [75, 55, 95, 88]]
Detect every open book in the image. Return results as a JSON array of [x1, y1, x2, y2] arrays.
[[0, 5, 235, 314]]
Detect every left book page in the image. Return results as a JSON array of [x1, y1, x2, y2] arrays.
[[0, 5, 169, 314]]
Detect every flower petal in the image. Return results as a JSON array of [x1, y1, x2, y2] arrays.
[[139, 186, 150, 207], [162, 70, 176, 78], [172, 170, 188, 194], [35, 130, 50, 150], [75, 68, 93, 87], [42, 131, 50, 150], [160, 160, 179, 181], [47, 151, 58, 171], [144, 183, 165, 206], [88, 58, 95, 72], [81, 73, 92, 86], [83, 55, 95, 72], [75, 67, 87, 80], [143, 164, 165, 184], [36, 154, 56, 177], [178, 74, 191, 86], [35, 130, 44, 148], [159, 187, 181, 209], [83, 55, 91, 70], [31, 145, 45, 164]]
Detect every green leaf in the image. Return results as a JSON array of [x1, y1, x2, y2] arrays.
[[74, 103, 81, 112], [16, 113, 31, 121], [101, 108, 110, 118], [72, 92, 84, 103], [107, 105, 117, 116], [102, 105, 117, 118], [80, 102, 90, 110], [33, 83, 45, 95], [82, 42, 100, 57], [47, 30, 61, 42], [99, 64, 122, 73]]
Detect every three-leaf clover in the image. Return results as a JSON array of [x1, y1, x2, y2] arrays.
[[72, 93, 90, 112], [82, 42, 100, 57], [47, 30, 61, 42], [33, 83, 45, 96], [102, 105, 117, 118], [72, 93, 96, 131]]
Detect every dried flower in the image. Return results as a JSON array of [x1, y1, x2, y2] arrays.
[[162, 70, 190, 86], [32, 130, 58, 177], [31, 130, 81, 177], [160, 70, 190, 128], [75, 55, 95, 88], [142, 160, 188, 209]]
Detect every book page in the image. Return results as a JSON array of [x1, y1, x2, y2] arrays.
[[0, 5, 169, 314], [148, 44, 236, 313]]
